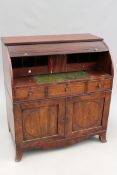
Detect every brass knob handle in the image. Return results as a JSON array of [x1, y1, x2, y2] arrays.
[[65, 87, 68, 92], [28, 69, 32, 74], [45, 87, 48, 97], [24, 52, 28, 56], [28, 91, 32, 97], [97, 84, 102, 88], [94, 48, 98, 52]]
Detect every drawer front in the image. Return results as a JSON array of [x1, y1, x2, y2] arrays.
[[48, 82, 85, 97], [48, 84, 66, 97], [66, 82, 85, 95], [14, 78, 111, 100], [14, 81, 86, 100], [87, 78, 112, 93], [14, 86, 45, 100]]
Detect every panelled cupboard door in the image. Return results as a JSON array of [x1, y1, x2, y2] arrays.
[[65, 92, 111, 137], [14, 98, 65, 144]]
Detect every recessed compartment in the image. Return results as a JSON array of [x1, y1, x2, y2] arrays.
[[11, 56, 49, 77], [67, 52, 100, 72], [11, 51, 112, 78]]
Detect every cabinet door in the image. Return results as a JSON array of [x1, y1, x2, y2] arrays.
[[66, 92, 111, 137], [14, 98, 65, 143]]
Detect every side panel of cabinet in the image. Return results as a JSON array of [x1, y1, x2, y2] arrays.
[[66, 91, 111, 137], [13, 98, 65, 147]]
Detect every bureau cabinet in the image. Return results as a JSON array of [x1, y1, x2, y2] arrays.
[[2, 34, 113, 161], [14, 91, 111, 143]]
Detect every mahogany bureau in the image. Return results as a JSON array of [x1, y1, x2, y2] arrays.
[[2, 34, 113, 161]]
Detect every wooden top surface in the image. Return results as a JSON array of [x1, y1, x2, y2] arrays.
[[2, 34, 103, 45]]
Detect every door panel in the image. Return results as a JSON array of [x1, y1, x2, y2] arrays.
[[66, 92, 111, 137], [19, 98, 65, 142], [72, 99, 103, 131]]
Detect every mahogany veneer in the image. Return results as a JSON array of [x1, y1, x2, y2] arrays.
[[2, 34, 113, 161]]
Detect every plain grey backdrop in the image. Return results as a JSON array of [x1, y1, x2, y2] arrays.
[[0, 0, 117, 174]]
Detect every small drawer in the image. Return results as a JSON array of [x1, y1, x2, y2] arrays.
[[87, 78, 112, 93], [66, 82, 85, 95], [48, 84, 66, 97], [14, 86, 45, 100]]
